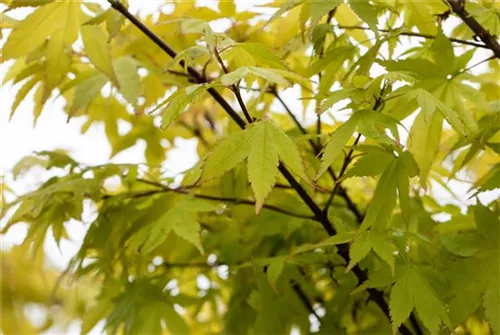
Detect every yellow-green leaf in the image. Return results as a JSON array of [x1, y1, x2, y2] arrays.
[[408, 109, 443, 185], [81, 25, 119, 87], [316, 115, 359, 179], [247, 121, 280, 214], [113, 57, 141, 106], [3, 1, 76, 59]]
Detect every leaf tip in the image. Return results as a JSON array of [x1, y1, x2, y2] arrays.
[[255, 202, 263, 215]]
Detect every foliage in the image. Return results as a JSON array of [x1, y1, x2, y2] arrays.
[[1, 0, 499, 334]]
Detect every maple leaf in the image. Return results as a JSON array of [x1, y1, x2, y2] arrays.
[[202, 119, 309, 213], [390, 267, 451, 334], [129, 195, 217, 254]]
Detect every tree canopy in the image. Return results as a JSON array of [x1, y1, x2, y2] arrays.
[[1, 0, 499, 334]]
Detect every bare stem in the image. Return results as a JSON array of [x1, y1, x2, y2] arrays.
[[336, 24, 491, 49]]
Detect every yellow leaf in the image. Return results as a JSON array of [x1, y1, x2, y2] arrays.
[[46, 30, 72, 90], [3, 1, 74, 59], [45, 2, 79, 90], [219, 0, 236, 16]]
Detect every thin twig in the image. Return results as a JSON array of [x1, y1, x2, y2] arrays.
[[323, 133, 362, 215], [452, 55, 496, 78], [335, 24, 490, 49], [131, 179, 317, 220], [214, 46, 253, 123], [292, 282, 321, 322]]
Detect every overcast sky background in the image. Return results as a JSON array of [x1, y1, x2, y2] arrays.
[[0, 1, 498, 333]]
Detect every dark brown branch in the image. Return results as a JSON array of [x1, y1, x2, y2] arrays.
[[108, 3, 413, 334], [409, 314, 424, 335], [292, 282, 321, 322], [166, 69, 191, 77], [336, 24, 490, 49], [444, 0, 500, 58]]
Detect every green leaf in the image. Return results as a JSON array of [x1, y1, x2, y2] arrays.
[[236, 43, 286, 70], [202, 127, 256, 181], [356, 110, 400, 144], [10, 75, 39, 119], [349, 1, 378, 33], [219, 66, 309, 88], [162, 303, 191, 335], [113, 57, 141, 105], [106, 280, 190, 335], [410, 270, 451, 334], [397, 152, 417, 223], [431, 30, 455, 75], [358, 159, 398, 232], [305, 46, 354, 78], [346, 231, 372, 272], [259, 0, 302, 31], [390, 268, 451, 334], [70, 71, 108, 114], [378, 59, 442, 79], [408, 106, 443, 184], [220, 67, 288, 86], [203, 120, 309, 213], [390, 270, 414, 331], [408, 88, 477, 137], [4, 0, 54, 10], [294, 231, 355, 254], [219, 0, 236, 16], [369, 232, 397, 274], [416, 88, 437, 123], [270, 125, 309, 182], [484, 275, 500, 334], [475, 203, 500, 243], [81, 300, 113, 335], [45, 2, 80, 90], [357, 49, 382, 77], [471, 164, 500, 195], [267, 256, 287, 290], [81, 25, 120, 87], [307, 0, 341, 28], [84, 8, 125, 40], [175, 18, 215, 50], [346, 231, 396, 274], [317, 88, 357, 115], [155, 84, 208, 128], [132, 195, 217, 254], [247, 121, 280, 214], [343, 150, 394, 179], [316, 115, 359, 179]]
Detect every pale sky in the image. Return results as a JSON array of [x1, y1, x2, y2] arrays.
[[0, 1, 498, 333]]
